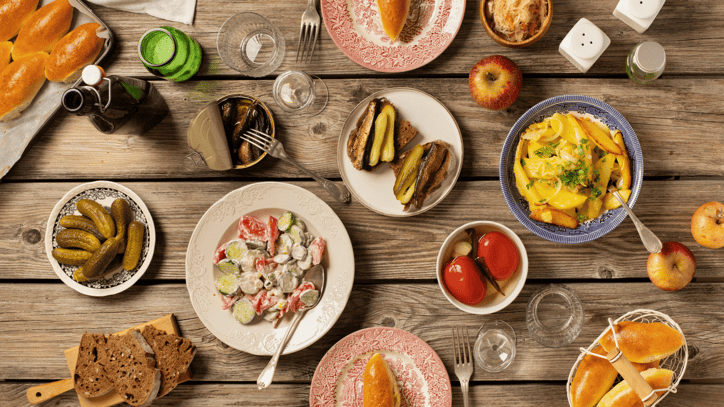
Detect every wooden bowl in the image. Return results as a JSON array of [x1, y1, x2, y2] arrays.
[[479, 0, 553, 48]]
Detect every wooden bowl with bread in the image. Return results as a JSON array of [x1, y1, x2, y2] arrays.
[[567, 309, 687, 407], [480, 0, 553, 48]]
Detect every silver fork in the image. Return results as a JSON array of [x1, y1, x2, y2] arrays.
[[296, 0, 320, 63], [452, 326, 473, 407], [241, 129, 351, 203]]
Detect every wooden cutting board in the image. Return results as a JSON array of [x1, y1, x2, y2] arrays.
[[27, 314, 192, 406]]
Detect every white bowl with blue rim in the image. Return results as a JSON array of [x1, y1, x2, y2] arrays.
[[499, 95, 643, 244]]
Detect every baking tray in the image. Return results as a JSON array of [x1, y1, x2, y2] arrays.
[[0, 0, 115, 180]]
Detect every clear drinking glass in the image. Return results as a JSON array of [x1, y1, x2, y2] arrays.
[[474, 320, 516, 373], [272, 70, 328, 116], [217, 13, 285, 77], [526, 284, 584, 348]]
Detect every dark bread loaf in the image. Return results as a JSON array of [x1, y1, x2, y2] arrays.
[[140, 325, 197, 398], [74, 333, 113, 398], [101, 330, 161, 407]]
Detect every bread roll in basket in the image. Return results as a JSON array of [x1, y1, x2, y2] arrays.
[[567, 309, 687, 407]]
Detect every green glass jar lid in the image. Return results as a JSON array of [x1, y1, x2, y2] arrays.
[[138, 28, 177, 67]]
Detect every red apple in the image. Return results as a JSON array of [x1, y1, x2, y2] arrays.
[[468, 55, 522, 110], [691, 201, 724, 249], [443, 256, 486, 305], [647, 241, 696, 291]]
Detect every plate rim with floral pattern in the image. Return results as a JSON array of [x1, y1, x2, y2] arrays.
[[499, 95, 644, 244], [44, 181, 156, 297], [321, 0, 466, 72], [185, 182, 355, 355], [309, 327, 453, 406]]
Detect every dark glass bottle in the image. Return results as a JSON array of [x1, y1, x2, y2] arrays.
[[61, 66, 168, 135]]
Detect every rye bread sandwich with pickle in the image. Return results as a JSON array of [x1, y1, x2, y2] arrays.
[[347, 97, 453, 210]]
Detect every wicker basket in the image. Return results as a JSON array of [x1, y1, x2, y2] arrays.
[[567, 309, 688, 407]]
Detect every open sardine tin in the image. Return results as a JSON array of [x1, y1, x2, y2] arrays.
[[187, 94, 275, 170]]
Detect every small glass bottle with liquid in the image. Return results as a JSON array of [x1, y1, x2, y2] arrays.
[[61, 65, 169, 135], [626, 41, 666, 85]]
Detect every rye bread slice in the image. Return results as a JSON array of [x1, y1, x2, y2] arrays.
[[101, 330, 161, 407], [140, 325, 197, 398], [74, 333, 113, 398]]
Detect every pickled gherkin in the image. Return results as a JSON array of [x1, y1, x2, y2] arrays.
[[278, 211, 295, 231]]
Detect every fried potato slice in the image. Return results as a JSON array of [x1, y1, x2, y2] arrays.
[[578, 117, 623, 155], [530, 208, 579, 229]]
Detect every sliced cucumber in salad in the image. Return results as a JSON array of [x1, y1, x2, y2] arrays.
[[217, 259, 240, 275], [278, 211, 295, 232], [233, 298, 255, 324], [225, 240, 248, 261], [216, 274, 240, 296]]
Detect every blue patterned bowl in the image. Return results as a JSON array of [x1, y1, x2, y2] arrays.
[[499, 95, 643, 244]]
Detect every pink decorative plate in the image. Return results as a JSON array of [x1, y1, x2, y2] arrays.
[[310, 327, 452, 406], [321, 0, 466, 72]]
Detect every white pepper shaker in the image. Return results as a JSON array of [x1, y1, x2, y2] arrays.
[[559, 19, 611, 74], [614, 0, 665, 33]]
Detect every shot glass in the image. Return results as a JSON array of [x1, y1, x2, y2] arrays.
[[138, 27, 202, 82], [474, 320, 516, 373], [526, 284, 584, 348], [217, 13, 285, 77], [272, 70, 328, 116]]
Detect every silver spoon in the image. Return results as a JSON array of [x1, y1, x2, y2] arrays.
[[609, 188, 662, 254], [257, 264, 326, 389]]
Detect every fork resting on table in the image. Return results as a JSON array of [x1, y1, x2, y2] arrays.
[[296, 0, 320, 63], [453, 326, 473, 407], [240, 129, 350, 203]]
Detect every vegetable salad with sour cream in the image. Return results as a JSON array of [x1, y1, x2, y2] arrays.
[[212, 211, 325, 327]]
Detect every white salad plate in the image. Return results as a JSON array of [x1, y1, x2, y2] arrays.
[[185, 182, 355, 355], [337, 88, 464, 217], [45, 181, 156, 297]]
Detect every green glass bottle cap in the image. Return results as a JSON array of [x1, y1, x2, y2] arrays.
[[138, 28, 177, 67]]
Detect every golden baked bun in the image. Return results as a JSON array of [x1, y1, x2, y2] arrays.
[[0, 0, 39, 41], [570, 346, 618, 407], [0, 51, 48, 122], [0, 41, 12, 70], [596, 368, 674, 407], [376, 0, 411, 41], [598, 321, 684, 364], [46, 23, 103, 83], [363, 353, 401, 407], [12, 0, 74, 59]]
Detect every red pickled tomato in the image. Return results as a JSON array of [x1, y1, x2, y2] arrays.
[[443, 256, 486, 305], [477, 231, 519, 281]]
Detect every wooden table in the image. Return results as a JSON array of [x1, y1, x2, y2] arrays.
[[2, 0, 724, 405]]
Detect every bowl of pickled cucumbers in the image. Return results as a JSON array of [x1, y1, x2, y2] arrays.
[[45, 181, 155, 296]]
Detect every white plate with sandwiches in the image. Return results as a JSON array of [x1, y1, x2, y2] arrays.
[[0, 0, 114, 180], [338, 87, 463, 217]]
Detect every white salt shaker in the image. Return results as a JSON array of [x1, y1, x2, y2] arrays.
[[613, 0, 665, 33], [559, 19, 611, 74]]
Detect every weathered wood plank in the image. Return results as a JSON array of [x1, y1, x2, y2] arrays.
[[1, 180, 722, 281], [0, 283, 722, 382], [5, 78, 724, 180], [4, 382, 723, 407], [82, 0, 724, 76]]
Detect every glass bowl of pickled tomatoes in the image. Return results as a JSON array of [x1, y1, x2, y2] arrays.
[[436, 221, 528, 314]]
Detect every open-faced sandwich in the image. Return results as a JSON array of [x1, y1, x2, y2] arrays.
[[363, 353, 401, 407], [347, 97, 453, 210]]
